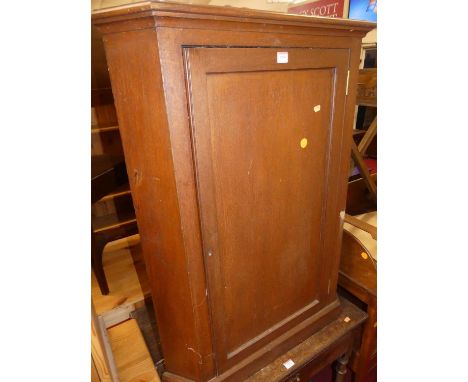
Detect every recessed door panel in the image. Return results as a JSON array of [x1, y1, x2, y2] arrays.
[[184, 47, 349, 371]]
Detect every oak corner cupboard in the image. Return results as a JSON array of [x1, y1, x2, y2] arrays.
[[92, 2, 375, 381]]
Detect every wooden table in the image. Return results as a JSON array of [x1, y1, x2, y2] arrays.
[[245, 298, 367, 382]]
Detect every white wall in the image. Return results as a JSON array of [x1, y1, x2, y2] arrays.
[[209, 0, 288, 12], [363, 28, 377, 45]]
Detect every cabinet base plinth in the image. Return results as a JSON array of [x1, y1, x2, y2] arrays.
[[163, 299, 341, 382]]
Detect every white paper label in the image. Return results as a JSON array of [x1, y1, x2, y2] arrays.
[[277, 52, 288, 63], [314, 104, 321, 112], [283, 359, 295, 369]]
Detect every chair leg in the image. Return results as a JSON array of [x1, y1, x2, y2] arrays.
[[91, 231, 109, 295]]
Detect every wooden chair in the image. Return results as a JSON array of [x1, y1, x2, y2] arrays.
[[91, 154, 138, 295]]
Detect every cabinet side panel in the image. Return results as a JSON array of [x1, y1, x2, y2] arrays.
[[323, 37, 364, 303], [102, 29, 202, 381]]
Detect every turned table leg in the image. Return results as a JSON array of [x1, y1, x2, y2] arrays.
[[334, 353, 350, 382]]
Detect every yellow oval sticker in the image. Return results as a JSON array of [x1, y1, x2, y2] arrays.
[[300, 138, 308, 149]]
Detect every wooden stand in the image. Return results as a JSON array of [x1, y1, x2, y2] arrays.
[[339, 230, 377, 381], [244, 298, 367, 382], [93, 3, 374, 381]]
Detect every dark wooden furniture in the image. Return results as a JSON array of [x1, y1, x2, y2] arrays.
[[246, 298, 367, 382], [356, 69, 377, 109], [356, 68, 377, 160], [346, 173, 377, 216], [93, 3, 374, 381], [91, 154, 138, 295], [350, 69, 377, 203], [92, 25, 119, 130], [92, 25, 125, 158], [339, 230, 377, 382]]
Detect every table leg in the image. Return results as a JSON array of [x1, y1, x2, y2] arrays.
[[354, 299, 377, 382], [334, 352, 350, 382]]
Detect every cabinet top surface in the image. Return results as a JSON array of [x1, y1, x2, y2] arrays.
[[92, 0, 375, 33]]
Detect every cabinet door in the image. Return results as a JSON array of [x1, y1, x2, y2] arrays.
[[184, 47, 349, 372]]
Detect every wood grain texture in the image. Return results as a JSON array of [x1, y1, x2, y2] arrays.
[[339, 232, 376, 304], [93, 3, 374, 381], [244, 298, 366, 382], [92, 357, 101, 382], [108, 319, 160, 382], [185, 46, 348, 373]]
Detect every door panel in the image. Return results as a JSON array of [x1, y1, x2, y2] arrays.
[[184, 47, 349, 372]]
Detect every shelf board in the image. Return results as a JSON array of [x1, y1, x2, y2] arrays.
[[98, 183, 132, 202], [92, 125, 119, 134], [93, 211, 137, 234], [108, 319, 160, 382]]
